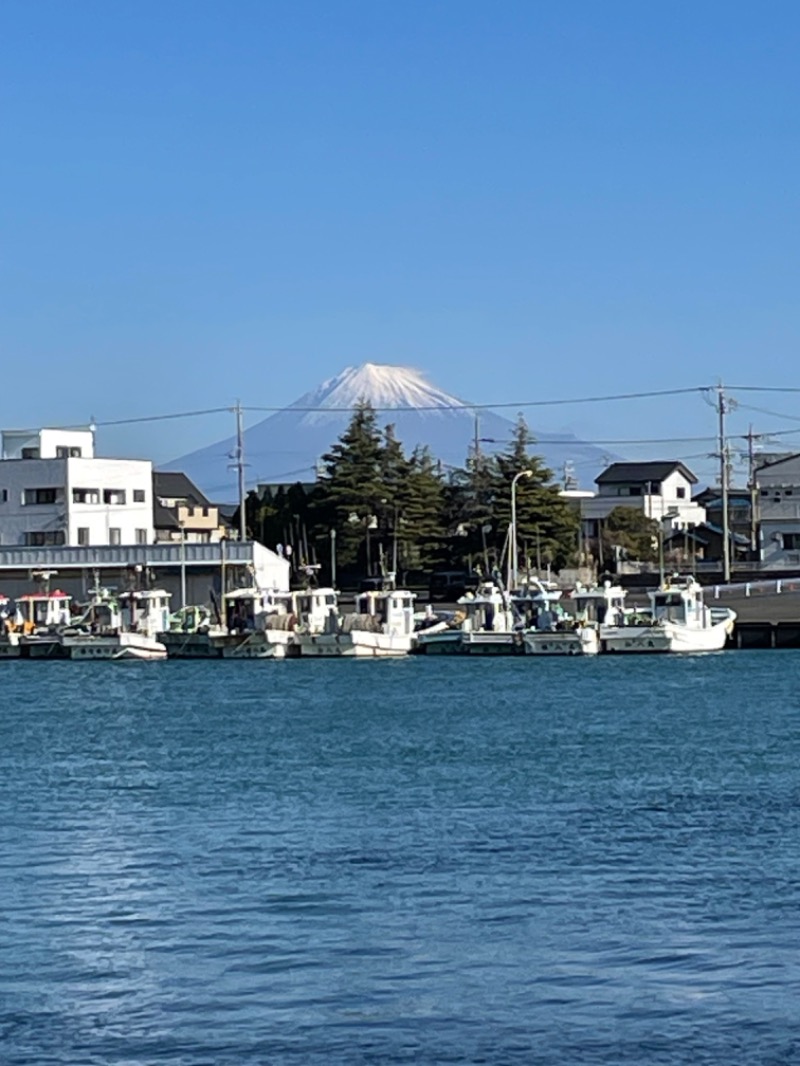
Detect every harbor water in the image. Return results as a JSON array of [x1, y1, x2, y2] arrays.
[[1, 654, 799, 1064]]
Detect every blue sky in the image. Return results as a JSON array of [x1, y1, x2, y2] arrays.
[[2, 1, 799, 484]]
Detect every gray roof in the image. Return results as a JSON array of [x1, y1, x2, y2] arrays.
[[153, 470, 211, 508], [596, 461, 697, 486]]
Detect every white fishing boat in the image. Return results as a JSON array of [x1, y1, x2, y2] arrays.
[[601, 576, 735, 654], [214, 587, 298, 659], [417, 581, 519, 654], [0, 590, 73, 658], [296, 581, 416, 657], [518, 580, 600, 655], [60, 588, 170, 661]]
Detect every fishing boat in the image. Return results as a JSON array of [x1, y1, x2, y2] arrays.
[[0, 590, 73, 658], [296, 579, 416, 657], [601, 576, 735, 653], [416, 580, 519, 654], [520, 579, 601, 652], [213, 587, 298, 659], [60, 587, 170, 660]]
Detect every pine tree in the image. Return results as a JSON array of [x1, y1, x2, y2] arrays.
[[489, 415, 579, 572], [311, 401, 387, 570], [401, 446, 447, 572]]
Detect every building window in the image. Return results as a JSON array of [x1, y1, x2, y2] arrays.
[[72, 488, 100, 505], [103, 489, 126, 505], [109, 528, 121, 546], [77, 527, 90, 546], [21, 447, 40, 459], [56, 446, 82, 458], [676, 486, 686, 499], [133, 489, 146, 503], [24, 488, 58, 505], [23, 530, 65, 546], [783, 533, 800, 550], [628, 486, 642, 496], [0, 490, 6, 503], [135, 528, 148, 544]]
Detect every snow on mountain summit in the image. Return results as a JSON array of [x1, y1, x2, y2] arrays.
[[289, 363, 465, 425], [165, 363, 614, 500]]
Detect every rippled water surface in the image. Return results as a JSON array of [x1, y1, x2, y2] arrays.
[[1, 654, 799, 1064]]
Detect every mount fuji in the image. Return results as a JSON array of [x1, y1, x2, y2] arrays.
[[165, 364, 613, 499]]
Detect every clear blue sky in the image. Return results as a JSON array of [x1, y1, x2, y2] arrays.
[[2, 1, 799, 484]]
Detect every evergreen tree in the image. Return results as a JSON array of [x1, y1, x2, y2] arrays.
[[311, 401, 386, 570], [489, 415, 579, 572], [601, 506, 659, 564], [401, 446, 447, 572]]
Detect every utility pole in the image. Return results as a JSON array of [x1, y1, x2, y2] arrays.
[[229, 401, 247, 542], [745, 424, 759, 557], [717, 384, 731, 583]]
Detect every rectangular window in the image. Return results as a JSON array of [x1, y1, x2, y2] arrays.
[[72, 488, 100, 505], [24, 488, 58, 505], [21, 447, 40, 459], [133, 489, 146, 503], [0, 489, 6, 503], [103, 489, 126, 505], [56, 446, 82, 458], [109, 528, 121, 546], [676, 486, 686, 499], [783, 533, 800, 550], [628, 486, 642, 496], [77, 527, 90, 546], [23, 530, 65, 546], [135, 528, 148, 544]]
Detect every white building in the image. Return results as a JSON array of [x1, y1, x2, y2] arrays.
[[0, 428, 154, 548], [579, 461, 706, 530], [755, 453, 800, 568]]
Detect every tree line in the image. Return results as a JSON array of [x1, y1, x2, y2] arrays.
[[238, 401, 585, 583]]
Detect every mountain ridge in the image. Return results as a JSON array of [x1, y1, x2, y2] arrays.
[[164, 363, 615, 500]]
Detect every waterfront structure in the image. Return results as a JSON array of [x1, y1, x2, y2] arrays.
[[754, 453, 800, 568], [0, 540, 290, 603], [0, 428, 153, 548]]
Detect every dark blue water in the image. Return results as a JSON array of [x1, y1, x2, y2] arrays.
[[1, 655, 799, 1065]]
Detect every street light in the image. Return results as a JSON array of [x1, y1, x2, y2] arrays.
[[510, 470, 533, 588]]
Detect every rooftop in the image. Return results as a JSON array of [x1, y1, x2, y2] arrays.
[[596, 461, 697, 486]]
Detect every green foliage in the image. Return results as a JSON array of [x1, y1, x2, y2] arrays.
[[244, 406, 579, 582], [601, 506, 660, 563]]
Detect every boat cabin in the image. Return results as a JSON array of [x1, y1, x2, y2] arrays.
[[650, 577, 710, 629], [120, 589, 172, 637], [512, 583, 564, 631], [571, 582, 627, 626], [354, 589, 416, 637], [224, 588, 294, 633], [457, 582, 514, 633], [13, 590, 72, 632], [295, 588, 339, 634]]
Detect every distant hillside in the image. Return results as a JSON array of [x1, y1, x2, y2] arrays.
[[165, 363, 613, 499]]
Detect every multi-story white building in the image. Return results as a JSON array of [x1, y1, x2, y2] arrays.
[[579, 461, 707, 530], [0, 428, 154, 547]]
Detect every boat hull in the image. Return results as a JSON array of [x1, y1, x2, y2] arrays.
[[219, 631, 296, 659], [601, 618, 732, 654], [297, 631, 413, 657], [524, 629, 599, 656], [60, 633, 168, 661]]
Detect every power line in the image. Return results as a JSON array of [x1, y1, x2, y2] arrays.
[[243, 385, 709, 414]]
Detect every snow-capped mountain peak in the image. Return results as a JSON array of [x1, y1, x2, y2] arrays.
[[290, 363, 465, 425]]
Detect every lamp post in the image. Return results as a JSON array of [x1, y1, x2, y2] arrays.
[[510, 470, 533, 588], [179, 518, 187, 611]]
